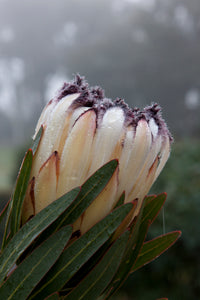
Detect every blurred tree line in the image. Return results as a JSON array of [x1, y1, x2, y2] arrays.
[[0, 0, 200, 299]]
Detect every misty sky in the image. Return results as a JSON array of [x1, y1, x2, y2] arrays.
[[0, 0, 200, 143]]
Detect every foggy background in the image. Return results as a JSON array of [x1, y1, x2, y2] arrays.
[[0, 0, 200, 145], [0, 0, 200, 299]]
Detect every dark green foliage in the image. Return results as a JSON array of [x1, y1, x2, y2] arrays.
[[64, 231, 130, 300], [28, 203, 133, 299], [1, 149, 33, 249], [0, 187, 80, 284], [116, 139, 200, 300], [0, 226, 72, 300], [132, 231, 181, 272], [0, 141, 184, 299]]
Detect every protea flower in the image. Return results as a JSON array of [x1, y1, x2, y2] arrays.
[[22, 75, 172, 234]]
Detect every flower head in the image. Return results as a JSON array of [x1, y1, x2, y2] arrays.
[[22, 75, 172, 234]]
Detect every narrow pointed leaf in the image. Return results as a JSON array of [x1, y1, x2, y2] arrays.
[[113, 222, 150, 296], [120, 193, 166, 263], [31, 126, 43, 155], [112, 199, 137, 241], [144, 195, 156, 205], [0, 200, 10, 227], [10, 149, 33, 236], [105, 194, 173, 299], [57, 159, 119, 226], [131, 231, 181, 272], [1, 127, 43, 249], [62, 236, 113, 291], [114, 192, 125, 209], [2, 149, 33, 250], [0, 187, 80, 284], [29, 203, 133, 300], [0, 226, 72, 300], [119, 193, 166, 265], [64, 231, 129, 300], [105, 194, 174, 299], [36, 160, 119, 241], [1, 201, 12, 249], [105, 210, 150, 299], [123, 197, 147, 259], [142, 193, 166, 224], [45, 293, 60, 300], [62, 235, 115, 292]]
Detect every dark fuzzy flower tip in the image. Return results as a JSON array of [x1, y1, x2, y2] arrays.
[[56, 74, 172, 140]]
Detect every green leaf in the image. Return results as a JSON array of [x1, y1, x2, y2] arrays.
[[0, 200, 10, 227], [105, 221, 150, 300], [31, 126, 43, 155], [131, 231, 181, 272], [105, 195, 180, 299], [114, 197, 146, 273], [114, 192, 125, 209], [58, 159, 119, 226], [142, 193, 166, 224], [29, 202, 133, 300], [1, 127, 43, 249], [118, 193, 166, 268], [104, 200, 150, 299], [10, 149, 33, 236], [0, 226, 72, 300], [144, 194, 157, 205], [0, 187, 80, 284], [64, 231, 129, 300], [36, 160, 119, 241], [2, 149, 33, 250], [105, 196, 180, 299], [1, 126, 43, 249], [44, 293, 60, 300], [61, 236, 112, 292], [112, 193, 166, 285]]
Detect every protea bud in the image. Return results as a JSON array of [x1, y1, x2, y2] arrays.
[[22, 75, 172, 234]]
